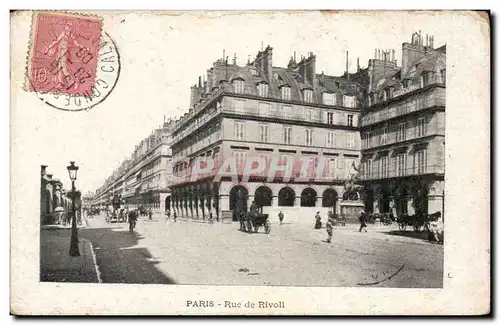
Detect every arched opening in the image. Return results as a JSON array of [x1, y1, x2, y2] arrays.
[[254, 186, 272, 207], [379, 187, 390, 213], [278, 187, 295, 206], [413, 184, 429, 215], [230, 185, 248, 221], [301, 188, 317, 207], [322, 188, 338, 212], [165, 196, 171, 214], [395, 187, 408, 216], [364, 188, 374, 213]]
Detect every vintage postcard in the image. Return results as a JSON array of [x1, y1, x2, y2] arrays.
[[10, 10, 490, 315]]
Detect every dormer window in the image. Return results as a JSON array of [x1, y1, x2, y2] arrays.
[[281, 86, 291, 100], [303, 89, 313, 103], [382, 90, 387, 102], [250, 68, 258, 76], [258, 83, 269, 97], [343, 95, 357, 108], [322, 92, 335, 105], [233, 80, 244, 94], [440, 69, 446, 85]]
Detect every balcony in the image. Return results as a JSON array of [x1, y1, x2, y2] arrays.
[[361, 96, 445, 127], [171, 107, 221, 146], [223, 107, 358, 127], [359, 164, 444, 181]]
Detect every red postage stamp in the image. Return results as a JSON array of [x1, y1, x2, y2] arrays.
[[27, 12, 102, 96]]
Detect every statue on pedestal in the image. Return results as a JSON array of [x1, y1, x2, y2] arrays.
[[342, 161, 363, 201]]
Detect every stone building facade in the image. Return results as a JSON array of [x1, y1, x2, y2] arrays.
[[359, 32, 446, 218], [93, 125, 173, 215], [167, 46, 365, 223], [40, 165, 72, 225]]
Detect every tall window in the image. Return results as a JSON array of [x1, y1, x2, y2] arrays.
[[327, 131, 335, 148], [234, 122, 245, 140], [329, 159, 337, 179], [346, 132, 355, 149], [234, 152, 246, 169], [326, 112, 334, 125], [380, 156, 388, 178], [344, 158, 355, 178], [304, 89, 313, 103], [233, 80, 244, 94], [258, 83, 269, 97], [364, 160, 372, 178], [259, 124, 269, 143], [234, 99, 245, 113], [281, 86, 291, 100], [441, 69, 446, 85], [323, 93, 335, 105], [347, 114, 354, 126], [305, 129, 313, 146], [363, 131, 371, 149], [305, 109, 313, 121], [396, 153, 407, 176], [415, 149, 427, 174], [416, 117, 426, 137], [258, 102, 270, 116], [282, 104, 292, 118], [397, 122, 406, 141], [283, 126, 292, 144], [343, 95, 357, 108], [380, 125, 388, 145]]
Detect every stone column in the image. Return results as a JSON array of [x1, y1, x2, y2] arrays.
[[428, 180, 444, 217], [247, 194, 255, 211], [316, 196, 323, 208], [336, 197, 342, 215], [294, 195, 300, 207], [159, 192, 168, 215], [407, 197, 415, 215], [199, 185, 206, 219], [271, 195, 278, 208], [193, 187, 200, 219]]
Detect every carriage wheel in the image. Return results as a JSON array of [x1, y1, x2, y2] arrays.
[[399, 222, 406, 231], [265, 220, 271, 234]]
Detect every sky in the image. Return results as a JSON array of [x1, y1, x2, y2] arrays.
[[18, 11, 467, 193]]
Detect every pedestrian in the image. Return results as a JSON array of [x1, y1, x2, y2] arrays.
[[359, 209, 368, 232], [148, 207, 152, 220], [278, 211, 284, 226], [173, 210, 177, 222], [326, 214, 334, 243], [314, 211, 322, 229], [208, 208, 214, 224]]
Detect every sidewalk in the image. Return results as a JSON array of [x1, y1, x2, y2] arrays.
[[40, 222, 100, 283]]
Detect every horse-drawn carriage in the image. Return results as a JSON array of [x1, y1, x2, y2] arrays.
[[367, 212, 395, 225], [396, 212, 442, 232], [238, 209, 271, 234]]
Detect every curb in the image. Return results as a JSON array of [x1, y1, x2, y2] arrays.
[[87, 240, 102, 283]]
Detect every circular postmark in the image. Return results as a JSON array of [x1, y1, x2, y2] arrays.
[[31, 31, 120, 112]]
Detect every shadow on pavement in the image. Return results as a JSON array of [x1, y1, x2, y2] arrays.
[[381, 230, 432, 242], [77, 227, 177, 284]]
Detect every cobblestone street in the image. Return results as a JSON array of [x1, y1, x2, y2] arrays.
[[82, 213, 443, 288]]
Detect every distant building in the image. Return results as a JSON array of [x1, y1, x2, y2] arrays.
[[167, 46, 365, 223], [93, 125, 173, 214], [359, 32, 446, 217], [40, 165, 71, 225]]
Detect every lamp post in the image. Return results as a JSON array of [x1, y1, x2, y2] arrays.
[[67, 161, 80, 257]]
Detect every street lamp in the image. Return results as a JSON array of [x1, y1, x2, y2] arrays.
[[67, 161, 80, 257]]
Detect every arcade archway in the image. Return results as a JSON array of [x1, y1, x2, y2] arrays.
[[278, 187, 295, 206], [301, 188, 317, 207], [255, 186, 272, 207]]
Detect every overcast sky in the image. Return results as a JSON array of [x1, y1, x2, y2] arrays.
[[26, 11, 462, 192]]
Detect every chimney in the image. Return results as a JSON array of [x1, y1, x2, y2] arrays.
[[254, 45, 273, 77], [401, 31, 428, 76], [41, 165, 47, 176], [357, 57, 360, 72], [345, 51, 349, 79]]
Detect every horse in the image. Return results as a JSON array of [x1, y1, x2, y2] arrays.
[[427, 212, 443, 243]]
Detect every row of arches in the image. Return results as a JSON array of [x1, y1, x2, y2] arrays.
[[229, 185, 339, 210]]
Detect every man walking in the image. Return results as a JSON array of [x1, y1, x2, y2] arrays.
[[278, 211, 284, 226], [359, 209, 368, 232], [326, 214, 334, 243]]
